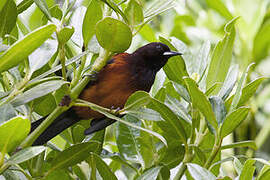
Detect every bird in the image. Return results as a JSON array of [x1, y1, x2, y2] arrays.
[[31, 42, 182, 146]]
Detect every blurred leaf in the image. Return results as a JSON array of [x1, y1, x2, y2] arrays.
[[187, 163, 216, 180], [93, 153, 118, 180], [220, 107, 250, 138], [0, 0, 17, 38], [96, 17, 132, 52], [159, 36, 188, 85], [184, 77, 218, 130], [100, 0, 128, 23], [209, 96, 226, 125], [82, 0, 103, 47], [139, 24, 157, 42], [125, 0, 144, 26], [221, 140, 257, 150], [239, 159, 255, 180], [8, 146, 46, 164], [0, 103, 16, 123], [206, 18, 237, 90], [42, 5, 63, 24], [172, 82, 190, 102], [17, 0, 34, 14], [0, 116, 30, 153], [72, 125, 85, 143], [258, 167, 270, 180], [253, 21, 270, 63], [144, 0, 174, 22], [49, 142, 100, 171], [57, 26, 74, 45], [0, 0, 7, 12], [193, 146, 207, 165], [228, 63, 254, 113], [205, 82, 222, 96], [116, 115, 144, 165], [218, 65, 239, 100], [0, 24, 56, 73], [34, 0, 52, 21], [136, 166, 162, 180], [234, 157, 243, 175], [10, 80, 67, 107], [205, 0, 233, 20]]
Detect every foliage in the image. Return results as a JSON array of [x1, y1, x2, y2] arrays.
[[0, 0, 270, 179]]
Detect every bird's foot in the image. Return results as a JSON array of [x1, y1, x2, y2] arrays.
[[110, 106, 122, 116]]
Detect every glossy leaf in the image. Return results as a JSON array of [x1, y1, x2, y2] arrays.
[[136, 166, 162, 180], [184, 77, 218, 130], [220, 107, 250, 138], [49, 142, 100, 171], [95, 17, 132, 52], [239, 159, 256, 180], [8, 146, 46, 164], [0, 24, 56, 73], [34, 0, 52, 21], [116, 115, 144, 166], [0, 0, 17, 38], [218, 65, 239, 100], [228, 63, 254, 113], [0, 103, 16, 123], [10, 80, 67, 107], [159, 36, 189, 85], [93, 153, 118, 180], [82, 0, 103, 47], [17, 0, 34, 14], [221, 140, 257, 150], [124, 91, 151, 111], [187, 163, 216, 180], [57, 26, 74, 45], [206, 18, 237, 90], [0, 116, 30, 153], [209, 96, 226, 125]]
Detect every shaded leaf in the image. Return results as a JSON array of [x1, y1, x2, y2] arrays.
[[0, 0, 17, 38], [187, 163, 216, 180], [136, 166, 162, 180]]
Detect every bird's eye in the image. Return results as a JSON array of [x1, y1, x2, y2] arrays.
[[156, 45, 162, 51]]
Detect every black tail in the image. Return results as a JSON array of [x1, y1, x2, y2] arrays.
[[31, 109, 80, 146]]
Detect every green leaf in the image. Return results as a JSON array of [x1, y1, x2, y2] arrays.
[[136, 166, 162, 180], [124, 0, 144, 26], [221, 140, 257, 150], [195, 41, 211, 78], [0, 0, 17, 38], [0, 117, 30, 153], [205, 0, 233, 20], [220, 107, 250, 138], [150, 98, 187, 142], [209, 96, 226, 125], [93, 153, 118, 180], [239, 159, 256, 180], [124, 91, 152, 111], [218, 65, 239, 100], [17, 0, 34, 14], [206, 17, 238, 91], [0, 0, 7, 12], [82, 0, 103, 47], [8, 146, 46, 164], [234, 157, 243, 175], [95, 17, 132, 52], [0, 103, 16, 123], [187, 163, 216, 180], [57, 26, 74, 45], [184, 77, 218, 130], [228, 63, 254, 113], [34, 0, 52, 21], [139, 24, 157, 42], [10, 80, 67, 107], [159, 36, 188, 85], [127, 108, 162, 121], [0, 24, 56, 73], [116, 115, 144, 166], [253, 21, 270, 63], [49, 142, 100, 171], [100, 0, 128, 24]]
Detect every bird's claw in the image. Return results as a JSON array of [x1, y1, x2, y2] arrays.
[[110, 106, 121, 115]]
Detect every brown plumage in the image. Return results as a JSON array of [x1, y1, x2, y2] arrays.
[[31, 42, 182, 145]]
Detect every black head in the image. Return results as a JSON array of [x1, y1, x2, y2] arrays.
[[132, 42, 182, 71]]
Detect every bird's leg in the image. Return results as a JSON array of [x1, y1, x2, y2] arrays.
[[110, 106, 122, 116]]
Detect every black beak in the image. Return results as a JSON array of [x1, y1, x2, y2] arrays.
[[163, 51, 182, 57]]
